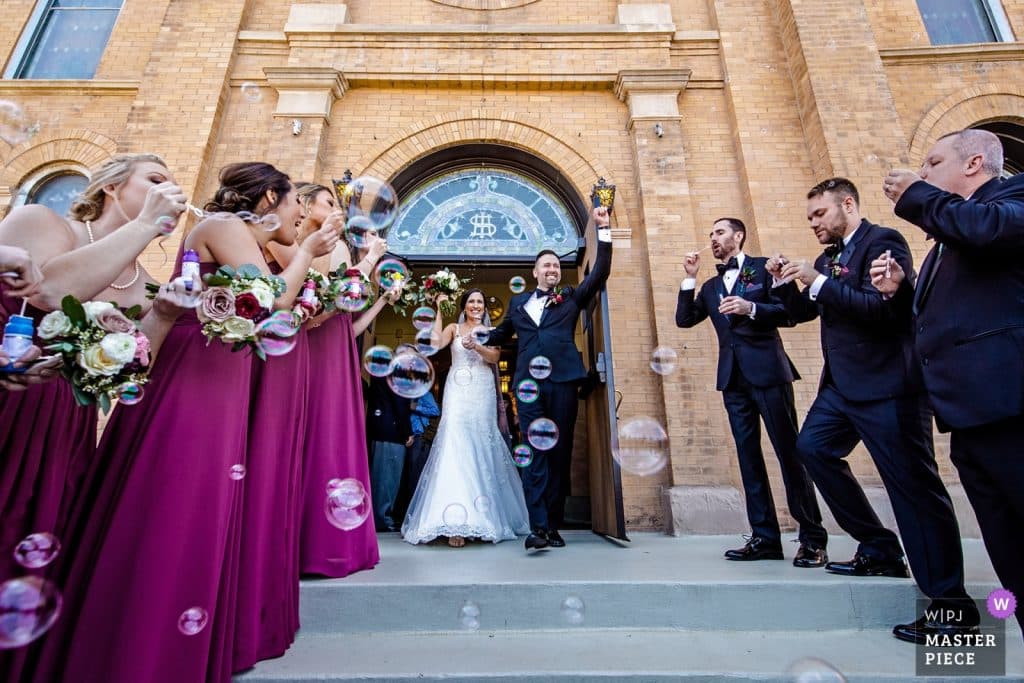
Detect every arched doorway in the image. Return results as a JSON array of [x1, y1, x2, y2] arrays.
[[972, 121, 1024, 177], [368, 144, 626, 539]]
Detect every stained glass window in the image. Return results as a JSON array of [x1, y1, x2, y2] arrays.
[[389, 168, 580, 261]]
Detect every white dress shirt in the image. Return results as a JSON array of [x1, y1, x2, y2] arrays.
[[681, 251, 756, 318], [808, 226, 859, 301]]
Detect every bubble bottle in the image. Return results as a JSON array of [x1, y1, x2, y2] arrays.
[[299, 279, 318, 312], [2, 313, 34, 373]]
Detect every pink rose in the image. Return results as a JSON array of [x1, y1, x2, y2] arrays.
[[95, 308, 136, 334], [134, 332, 151, 367], [198, 287, 235, 323]]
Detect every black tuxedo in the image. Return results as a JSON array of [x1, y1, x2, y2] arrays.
[[676, 254, 825, 547], [779, 219, 971, 608], [896, 174, 1024, 627], [487, 238, 612, 531]]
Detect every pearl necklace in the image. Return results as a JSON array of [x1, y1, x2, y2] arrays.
[[85, 220, 141, 290]]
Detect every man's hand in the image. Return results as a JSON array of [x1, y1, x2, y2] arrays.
[[869, 250, 905, 296], [718, 295, 753, 317], [779, 259, 820, 287], [765, 253, 789, 280], [592, 206, 610, 228], [405, 435, 415, 448], [883, 169, 921, 204], [683, 251, 701, 278]]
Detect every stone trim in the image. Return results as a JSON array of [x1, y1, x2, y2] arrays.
[[880, 42, 1024, 66], [908, 85, 1024, 162]]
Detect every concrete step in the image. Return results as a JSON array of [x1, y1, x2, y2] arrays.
[[235, 627, 1024, 682], [297, 532, 1008, 633]]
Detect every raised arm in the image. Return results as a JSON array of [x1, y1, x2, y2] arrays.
[[484, 312, 516, 347], [814, 236, 913, 324], [895, 180, 1024, 252]]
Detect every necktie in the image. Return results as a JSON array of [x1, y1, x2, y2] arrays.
[[716, 257, 739, 277]]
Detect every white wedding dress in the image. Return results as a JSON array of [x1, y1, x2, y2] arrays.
[[401, 331, 530, 544]]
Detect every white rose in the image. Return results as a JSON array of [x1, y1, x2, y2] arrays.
[[99, 332, 137, 365], [37, 310, 72, 339], [247, 280, 275, 309], [221, 316, 256, 342], [78, 344, 121, 376], [82, 301, 115, 324]]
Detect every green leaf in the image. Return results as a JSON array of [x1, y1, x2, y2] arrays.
[[98, 392, 112, 415], [62, 295, 86, 326], [124, 305, 142, 320], [144, 282, 160, 300], [235, 264, 261, 280], [70, 382, 95, 408], [253, 344, 266, 361]]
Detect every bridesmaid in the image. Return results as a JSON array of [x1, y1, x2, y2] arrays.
[[0, 154, 194, 682], [32, 162, 336, 683], [232, 186, 341, 671], [269, 182, 393, 578]]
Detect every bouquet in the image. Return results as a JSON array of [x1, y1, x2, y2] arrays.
[[418, 268, 472, 318], [195, 264, 298, 359], [38, 296, 152, 413], [331, 268, 376, 314]]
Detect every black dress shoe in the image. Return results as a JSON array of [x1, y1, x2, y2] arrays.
[[547, 530, 565, 548], [793, 543, 828, 568], [825, 553, 909, 577], [893, 615, 980, 645], [724, 536, 784, 561], [525, 530, 549, 551]]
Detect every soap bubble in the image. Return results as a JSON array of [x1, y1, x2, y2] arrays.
[[255, 311, 300, 357], [259, 213, 281, 232], [240, 82, 262, 102], [473, 496, 491, 513], [0, 577, 63, 649], [452, 367, 473, 386], [363, 345, 394, 377], [528, 356, 552, 380], [228, 464, 246, 481], [785, 657, 848, 682], [344, 215, 379, 249], [650, 347, 677, 375], [177, 607, 208, 636], [325, 478, 371, 531], [527, 418, 559, 451], [414, 329, 441, 357], [442, 503, 468, 526], [334, 274, 372, 313], [458, 600, 480, 630], [386, 351, 434, 399], [0, 101, 40, 147], [560, 595, 585, 625], [515, 379, 540, 404], [511, 444, 533, 467], [375, 259, 409, 290], [509, 276, 526, 294], [118, 382, 144, 405], [613, 417, 669, 476], [13, 533, 61, 570], [412, 306, 436, 331], [345, 176, 399, 230]]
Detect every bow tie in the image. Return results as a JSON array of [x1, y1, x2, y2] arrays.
[[716, 257, 739, 276], [824, 242, 843, 260], [534, 288, 553, 299]]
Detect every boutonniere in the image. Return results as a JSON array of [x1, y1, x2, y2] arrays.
[[827, 253, 849, 280], [544, 286, 568, 308]]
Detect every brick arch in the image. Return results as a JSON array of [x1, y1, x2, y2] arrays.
[[350, 109, 632, 233], [0, 129, 119, 211], [909, 85, 1024, 162]]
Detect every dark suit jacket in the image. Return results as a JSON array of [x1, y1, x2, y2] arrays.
[[780, 219, 922, 402], [365, 376, 412, 444], [895, 174, 1024, 430], [487, 239, 612, 385], [674, 255, 801, 390]]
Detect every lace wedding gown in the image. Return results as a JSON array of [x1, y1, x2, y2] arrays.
[[401, 332, 530, 544]]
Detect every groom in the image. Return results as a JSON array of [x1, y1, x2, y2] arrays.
[[486, 205, 613, 551]]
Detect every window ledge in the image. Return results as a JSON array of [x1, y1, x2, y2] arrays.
[[0, 79, 140, 94], [879, 42, 1024, 65]]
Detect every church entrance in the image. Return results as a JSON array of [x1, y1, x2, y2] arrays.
[[362, 145, 626, 539]]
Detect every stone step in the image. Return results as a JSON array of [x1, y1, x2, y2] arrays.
[[297, 532, 1008, 633], [235, 627, 1024, 682]]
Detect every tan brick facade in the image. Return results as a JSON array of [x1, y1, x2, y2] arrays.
[[2, 0, 1021, 532]]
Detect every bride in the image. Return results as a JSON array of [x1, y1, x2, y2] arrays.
[[401, 288, 530, 547]]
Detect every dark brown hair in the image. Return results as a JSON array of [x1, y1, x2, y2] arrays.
[[205, 162, 292, 214]]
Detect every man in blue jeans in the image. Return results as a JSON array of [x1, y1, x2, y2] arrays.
[[367, 374, 413, 532]]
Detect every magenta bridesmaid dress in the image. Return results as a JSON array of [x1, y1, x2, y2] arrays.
[[299, 313, 379, 577]]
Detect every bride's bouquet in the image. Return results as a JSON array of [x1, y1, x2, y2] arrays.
[[196, 264, 298, 359], [418, 268, 472, 318], [38, 296, 152, 413]]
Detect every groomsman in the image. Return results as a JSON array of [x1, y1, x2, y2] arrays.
[[773, 177, 977, 644], [675, 218, 827, 566], [874, 129, 1024, 630]]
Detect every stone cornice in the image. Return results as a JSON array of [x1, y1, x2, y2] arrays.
[[879, 42, 1024, 65], [614, 69, 691, 101], [260, 68, 349, 119], [0, 79, 140, 95]]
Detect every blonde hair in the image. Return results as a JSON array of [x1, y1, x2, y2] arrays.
[[295, 182, 331, 214], [68, 153, 167, 221]]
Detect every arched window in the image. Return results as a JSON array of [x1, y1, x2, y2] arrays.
[[389, 167, 580, 262], [25, 171, 88, 217], [973, 121, 1024, 178]]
